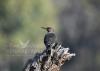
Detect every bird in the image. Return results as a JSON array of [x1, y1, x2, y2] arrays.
[[41, 27, 56, 49]]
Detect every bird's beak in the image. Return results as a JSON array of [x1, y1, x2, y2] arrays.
[[41, 27, 47, 30]]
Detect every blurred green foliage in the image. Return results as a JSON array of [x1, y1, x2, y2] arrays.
[[0, 0, 58, 49], [0, 0, 58, 71]]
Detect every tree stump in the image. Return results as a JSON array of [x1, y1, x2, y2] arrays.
[[23, 43, 75, 71]]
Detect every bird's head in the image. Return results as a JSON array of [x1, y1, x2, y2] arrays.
[[41, 27, 54, 33]]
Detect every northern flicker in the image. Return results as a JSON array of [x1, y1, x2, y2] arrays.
[[41, 27, 56, 49]]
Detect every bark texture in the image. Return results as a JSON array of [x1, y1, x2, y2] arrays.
[[23, 43, 75, 71]]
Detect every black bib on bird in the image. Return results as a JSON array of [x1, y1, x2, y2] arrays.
[[44, 32, 56, 48]]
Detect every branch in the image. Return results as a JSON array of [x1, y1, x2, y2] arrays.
[[23, 43, 75, 71]]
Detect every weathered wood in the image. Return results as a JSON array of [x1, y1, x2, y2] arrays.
[[23, 43, 75, 71]]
